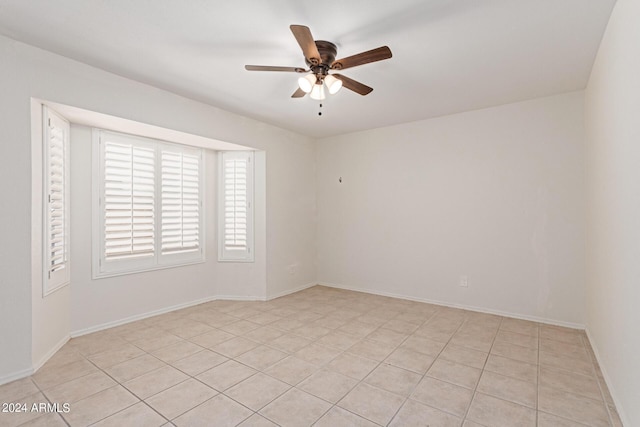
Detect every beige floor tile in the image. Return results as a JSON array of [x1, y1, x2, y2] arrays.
[[410, 377, 473, 417], [537, 411, 592, 427], [382, 319, 420, 334], [167, 321, 215, 339], [188, 329, 235, 348], [539, 351, 594, 376], [466, 392, 536, 427], [364, 363, 422, 397], [540, 338, 591, 362], [105, 354, 167, 383], [123, 366, 189, 399], [267, 333, 313, 353], [245, 312, 283, 326], [540, 326, 584, 346], [314, 316, 349, 329], [290, 324, 332, 340], [88, 343, 145, 369], [16, 412, 68, 427], [316, 331, 361, 350], [326, 352, 379, 380], [346, 339, 397, 362], [196, 360, 257, 391], [263, 356, 317, 385], [242, 326, 285, 343], [43, 371, 116, 403], [152, 340, 204, 363], [439, 344, 488, 369], [538, 385, 610, 427], [462, 420, 486, 427], [145, 378, 217, 420], [400, 335, 446, 357], [337, 321, 378, 338], [494, 329, 538, 349], [33, 358, 100, 390], [338, 382, 405, 426], [91, 401, 166, 426], [539, 366, 602, 401], [133, 333, 184, 353], [174, 394, 252, 426], [237, 413, 279, 427], [389, 399, 462, 427], [298, 368, 358, 403], [0, 391, 50, 427], [427, 358, 482, 389], [38, 346, 84, 370], [62, 385, 139, 427], [170, 349, 228, 376], [366, 328, 409, 346], [499, 318, 539, 337], [224, 373, 289, 411], [219, 320, 261, 335], [484, 354, 537, 383], [209, 336, 259, 358], [269, 318, 307, 332], [235, 345, 288, 371], [260, 388, 332, 427], [385, 347, 435, 374], [476, 370, 537, 408], [0, 377, 39, 402], [294, 343, 342, 366], [69, 334, 129, 357], [315, 406, 378, 426], [117, 326, 166, 342], [491, 340, 538, 364]]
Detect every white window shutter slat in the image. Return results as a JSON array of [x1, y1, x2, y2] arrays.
[[103, 141, 156, 260], [44, 107, 70, 294], [219, 151, 254, 261], [95, 130, 204, 277]]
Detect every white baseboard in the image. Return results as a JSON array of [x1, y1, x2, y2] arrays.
[[70, 294, 220, 338], [318, 282, 585, 330], [266, 282, 317, 300], [585, 328, 629, 427], [0, 367, 34, 387], [33, 334, 70, 373]]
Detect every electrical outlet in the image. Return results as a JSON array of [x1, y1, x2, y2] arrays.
[[459, 275, 468, 287], [288, 264, 297, 275]]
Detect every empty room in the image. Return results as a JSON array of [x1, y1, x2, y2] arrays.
[[0, 0, 638, 426]]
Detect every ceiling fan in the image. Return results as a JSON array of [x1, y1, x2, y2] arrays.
[[245, 25, 392, 100]]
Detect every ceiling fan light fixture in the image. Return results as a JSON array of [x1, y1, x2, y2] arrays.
[[309, 82, 326, 100], [324, 74, 343, 95], [298, 74, 316, 93]]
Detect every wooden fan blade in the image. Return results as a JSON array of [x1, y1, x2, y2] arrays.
[[245, 65, 306, 72], [291, 88, 306, 98], [333, 74, 373, 95], [290, 25, 322, 65], [331, 46, 392, 70]]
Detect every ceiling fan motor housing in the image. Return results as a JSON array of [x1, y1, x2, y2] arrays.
[[306, 40, 338, 77]]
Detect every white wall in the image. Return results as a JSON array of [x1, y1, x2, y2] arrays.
[[0, 34, 316, 382], [585, 0, 640, 424], [317, 92, 586, 326]]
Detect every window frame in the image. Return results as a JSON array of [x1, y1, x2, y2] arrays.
[[43, 106, 71, 296], [218, 151, 254, 262], [92, 129, 205, 279]]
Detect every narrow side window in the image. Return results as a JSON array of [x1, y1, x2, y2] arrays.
[[219, 151, 254, 262], [43, 107, 70, 295]]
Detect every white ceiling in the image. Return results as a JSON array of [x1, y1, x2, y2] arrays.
[[0, 0, 615, 138]]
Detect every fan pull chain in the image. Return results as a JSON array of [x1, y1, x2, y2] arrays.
[[318, 103, 323, 116]]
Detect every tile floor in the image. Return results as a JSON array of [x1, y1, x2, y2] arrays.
[[0, 286, 623, 426]]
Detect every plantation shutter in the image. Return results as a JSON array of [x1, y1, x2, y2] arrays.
[[44, 107, 70, 293], [102, 135, 155, 261], [219, 151, 254, 261], [161, 148, 201, 255]]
